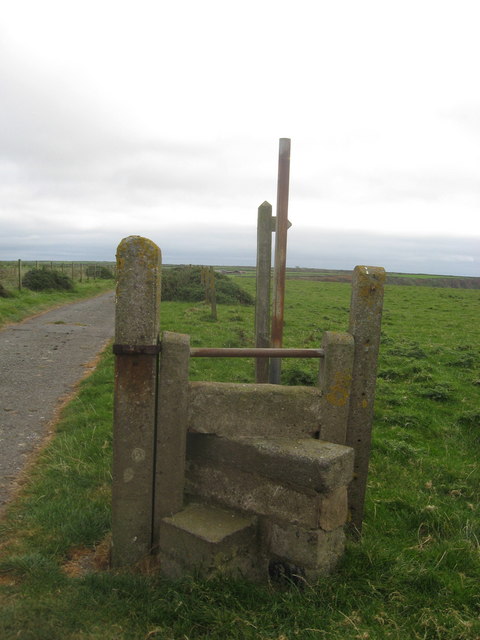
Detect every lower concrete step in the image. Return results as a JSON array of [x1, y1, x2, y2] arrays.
[[158, 502, 260, 579]]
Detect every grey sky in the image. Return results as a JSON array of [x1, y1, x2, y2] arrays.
[[0, 1, 479, 276]]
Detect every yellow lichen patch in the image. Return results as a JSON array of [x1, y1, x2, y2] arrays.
[[326, 371, 352, 407], [355, 266, 386, 308]]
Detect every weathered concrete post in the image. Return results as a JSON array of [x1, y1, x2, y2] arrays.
[[270, 138, 291, 384], [320, 331, 355, 445], [255, 201, 273, 383], [346, 265, 385, 536], [153, 331, 191, 544], [111, 236, 161, 567]]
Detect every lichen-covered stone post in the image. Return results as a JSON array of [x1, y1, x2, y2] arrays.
[[255, 201, 273, 383], [153, 331, 191, 545], [346, 266, 385, 535], [111, 236, 161, 567], [320, 331, 355, 444]]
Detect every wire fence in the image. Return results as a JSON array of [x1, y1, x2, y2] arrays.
[[0, 260, 116, 291]]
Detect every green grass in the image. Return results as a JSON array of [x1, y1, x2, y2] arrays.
[[0, 281, 479, 639], [0, 280, 114, 329]]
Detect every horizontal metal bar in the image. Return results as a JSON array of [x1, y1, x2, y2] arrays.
[[190, 347, 325, 358], [113, 344, 161, 355], [113, 344, 325, 359]]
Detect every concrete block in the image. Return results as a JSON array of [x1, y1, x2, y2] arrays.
[[188, 381, 322, 438], [262, 519, 346, 572], [318, 486, 348, 531], [187, 434, 354, 494], [159, 502, 260, 579]]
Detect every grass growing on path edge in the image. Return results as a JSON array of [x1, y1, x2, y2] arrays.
[[0, 283, 479, 639], [0, 280, 114, 329]]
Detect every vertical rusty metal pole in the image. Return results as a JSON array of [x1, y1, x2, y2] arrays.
[[255, 201, 273, 383], [269, 138, 291, 384]]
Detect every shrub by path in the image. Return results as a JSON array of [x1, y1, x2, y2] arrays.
[[0, 291, 114, 512]]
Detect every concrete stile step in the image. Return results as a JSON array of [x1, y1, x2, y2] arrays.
[[158, 502, 259, 579]]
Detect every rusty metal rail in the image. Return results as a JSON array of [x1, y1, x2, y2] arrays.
[[113, 344, 325, 359], [190, 347, 324, 358]]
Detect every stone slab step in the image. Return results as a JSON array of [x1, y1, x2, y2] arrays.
[[158, 502, 259, 578], [187, 434, 354, 493]]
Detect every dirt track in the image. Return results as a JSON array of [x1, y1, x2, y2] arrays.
[[0, 291, 115, 513]]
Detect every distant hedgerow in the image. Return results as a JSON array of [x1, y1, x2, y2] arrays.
[[22, 268, 74, 292], [161, 266, 254, 305]]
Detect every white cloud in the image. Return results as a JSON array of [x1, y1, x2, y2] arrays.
[[0, 0, 479, 275]]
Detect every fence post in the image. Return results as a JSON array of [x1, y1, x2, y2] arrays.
[[207, 268, 217, 320], [153, 331, 191, 545], [320, 331, 355, 444], [346, 265, 385, 536], [17, 259, 22, 291], [111, 235, 161, 567], [255, 201, 273, 383]]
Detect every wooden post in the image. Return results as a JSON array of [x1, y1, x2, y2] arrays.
[[201, 267, 217, 320], [270, 138, 291, 384], [17, 259, 22, 291], [255, 201, 273, 382], [346, 266, 385, 536], [111, 236, 161, 567], [208, 268, 217, 320]]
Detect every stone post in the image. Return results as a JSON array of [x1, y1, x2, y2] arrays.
[[111, 236, 161, 567], [255, 201, 273, 382], [319, 331, 355, 445], [153, 331, 191, 545], [346, 266, 385, 536]]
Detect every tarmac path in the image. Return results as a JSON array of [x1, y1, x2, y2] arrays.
[[0, 291, 115, 513]]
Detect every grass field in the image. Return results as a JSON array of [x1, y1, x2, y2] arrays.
[[0, 279, 479, 639]]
